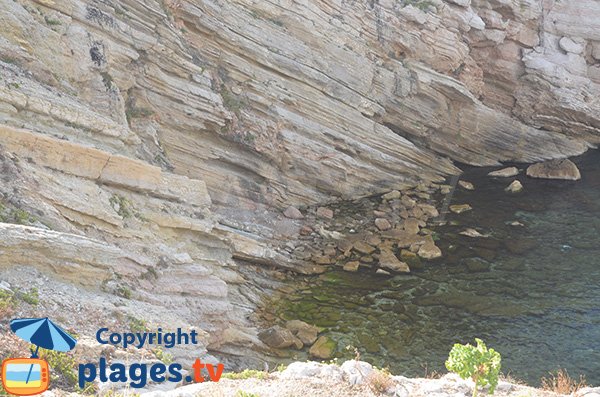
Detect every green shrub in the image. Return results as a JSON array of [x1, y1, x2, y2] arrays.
[[153, 347, 173, 364], [19, 288, 39, 305], [0, 289, 15, 320], [128, 315, 148, 333], [222, 369, 268, 380], [445, 338, 501, 397], [38, 347, 79, 389]]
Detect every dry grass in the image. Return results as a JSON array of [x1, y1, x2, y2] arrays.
[[499, 372, 527, 386], [421, 364, 442, 379], [541, 369, 586, 394], [366, 368, 394, 395]]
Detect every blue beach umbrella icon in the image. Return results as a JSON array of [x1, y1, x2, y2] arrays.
[[10, 317, 78, 384]]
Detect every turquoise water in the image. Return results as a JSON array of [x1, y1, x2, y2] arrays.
[[272, 150, 600, 385]]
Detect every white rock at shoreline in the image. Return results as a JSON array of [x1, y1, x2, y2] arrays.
[[505, 180, 523, 193], [488, 167, 519, 178]]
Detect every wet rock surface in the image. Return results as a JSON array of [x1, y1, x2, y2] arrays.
[[526, 159, 582, 180]]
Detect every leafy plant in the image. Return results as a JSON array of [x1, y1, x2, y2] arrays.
[[445, 338, 501, 397]]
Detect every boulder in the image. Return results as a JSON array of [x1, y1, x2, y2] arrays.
[[285, 320, 319, 345], [402, 218, 421, 234], [343, 261, 360, 272], [526, 159, 581, 181], [279, 362, 343, 380], [559, 37, 584, 54], [374, 218, 392, 231], [418, 204, 439, 218], [505, 180, 523, 193], [488, 167, 519, 178], [382, 190, 401, 200], [340, 360, 374, 385], [309, 336, 337, 359], [283, 206, 304, 219], [258, 326, 303, 349], [379, 249, 410, 273], [316, 207, 334, 219], [375, 269, 391, 276], [400, 249, 423, 270], [417, 236, 442, 259], [353, 241, 375, 254]]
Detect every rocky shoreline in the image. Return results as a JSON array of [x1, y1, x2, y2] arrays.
[[137, 360, 600, 397]]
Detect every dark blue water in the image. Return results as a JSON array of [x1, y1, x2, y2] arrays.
[[271, 149, 600, 385]]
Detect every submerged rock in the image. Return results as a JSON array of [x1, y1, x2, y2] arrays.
[[526, 159, 581, 180], [285, 320, 319, 345], [449, 204, 472, 214], [309, 336, 337, 359], [417, 236, 442, 259], [459, 228, 489, 238], [342, 261, 360, 272], [400, 249, 423, 270], [463, 257, 491, 272], [458, 180, 475, 190], [488, 166, 519, 178], [259, 326, 303, 349], [505, 180, 523, 193], [379, 249, 410, 273]]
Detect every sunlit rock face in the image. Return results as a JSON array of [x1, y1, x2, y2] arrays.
[[0, 0, 598, 367]]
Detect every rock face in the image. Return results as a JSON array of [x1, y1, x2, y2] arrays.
[[526, 159, 582, 180], [0, 0, 598, 373]]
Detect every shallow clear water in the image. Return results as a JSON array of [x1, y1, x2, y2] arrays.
[[273, 150, 600, 385]]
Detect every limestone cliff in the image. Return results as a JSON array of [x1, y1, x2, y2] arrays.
[[0, 0, 598, 368]]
